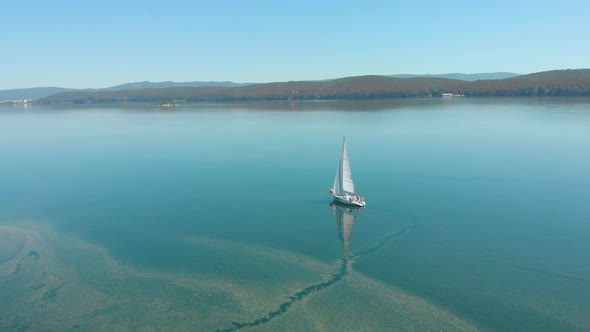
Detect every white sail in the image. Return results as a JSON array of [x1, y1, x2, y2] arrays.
[[341, 138, 355, 194], [333, 159, 342, 195]]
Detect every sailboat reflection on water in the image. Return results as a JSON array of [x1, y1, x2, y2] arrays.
[[331, 202, 363, 259]]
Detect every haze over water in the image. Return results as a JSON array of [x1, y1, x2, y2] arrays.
[[1, 98, 589, 331]]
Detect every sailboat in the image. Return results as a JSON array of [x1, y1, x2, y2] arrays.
[[330, 137, 366, 207]]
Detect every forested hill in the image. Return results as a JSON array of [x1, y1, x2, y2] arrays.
[[38, 69, 590, 103], [389, 72, 519, 81]]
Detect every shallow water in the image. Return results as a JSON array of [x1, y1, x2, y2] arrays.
[[1, 98, 589, 330]]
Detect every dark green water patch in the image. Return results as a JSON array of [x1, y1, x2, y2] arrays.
[[27, 251, 39, 259], [41, 285, 62, 303]]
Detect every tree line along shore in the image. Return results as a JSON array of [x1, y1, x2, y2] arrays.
[[36, 69, 590, 104]]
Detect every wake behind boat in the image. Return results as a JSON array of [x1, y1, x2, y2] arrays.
[[330, 137, 366, 207]]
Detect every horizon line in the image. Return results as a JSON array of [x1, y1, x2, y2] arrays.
[[5, 68, 590, 91]]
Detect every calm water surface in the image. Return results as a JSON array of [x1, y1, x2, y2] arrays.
[[1, 98, 589, 331]]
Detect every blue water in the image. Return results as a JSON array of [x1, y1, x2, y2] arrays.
[[1, 98, 589, 330]]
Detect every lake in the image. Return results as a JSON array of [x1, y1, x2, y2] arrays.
[[1, 98, 589, 331]]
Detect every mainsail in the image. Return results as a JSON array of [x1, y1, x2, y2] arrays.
[[341, 137, 355, 194]]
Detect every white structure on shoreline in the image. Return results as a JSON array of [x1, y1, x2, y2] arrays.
[[441, 93, 464, 98], [0, 99, 33, 105]]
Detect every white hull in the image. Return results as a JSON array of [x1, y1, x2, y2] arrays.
[[331, 193, 366, 207]]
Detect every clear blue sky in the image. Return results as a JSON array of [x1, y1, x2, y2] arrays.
[[1, 0, 589, 89]]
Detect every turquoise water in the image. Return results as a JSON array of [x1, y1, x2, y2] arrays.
[[1, 98, 589, 330]]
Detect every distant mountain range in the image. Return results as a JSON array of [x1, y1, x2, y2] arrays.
[[0, 87, 76, 101], [0, 81, 251, 101], [0, 73, 518, 101], [104, 81, 251, 91], [4, 70, 590, 103], [32, 69, 590, 104], [389, 72, 520, 81]]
